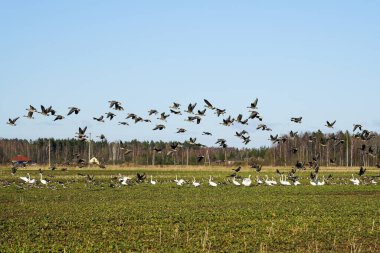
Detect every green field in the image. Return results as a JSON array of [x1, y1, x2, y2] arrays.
[[0, 167, 379, 252]]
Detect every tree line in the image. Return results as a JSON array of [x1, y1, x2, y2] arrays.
[[0, 130, 378, 167]]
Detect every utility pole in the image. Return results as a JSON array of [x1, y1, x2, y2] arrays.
[[186, 148, 189, 166], [48, 139, 51, 168], [88, 133, 91, 168]]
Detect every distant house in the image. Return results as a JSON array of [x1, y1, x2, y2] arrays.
[[11, 155, 32, 166]]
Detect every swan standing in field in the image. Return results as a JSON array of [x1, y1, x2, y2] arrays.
[[280, 175, 291, 186], [316, 176, 325, 186], [256, 176, 263, 185], [242, 175, 252, 187], [192, 177, 200, 187], [39, 173, 47, 185], [174, 175, 185, 186], [264, 175, 273, 186], [150, 175, 157, 185], [232, 177, 241, 186], [208, 176, 217, 187]]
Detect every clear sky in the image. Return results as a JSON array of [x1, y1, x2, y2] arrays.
[[1, 1, 379, 147]]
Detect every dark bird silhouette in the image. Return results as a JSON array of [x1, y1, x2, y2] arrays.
[[93, 115, 105, 122], [214, 108, 226, 117], [353, 124, 362, 132], [24, 111, 34, 119], [53, 115, 64, 121], [185, 103, 197, 114], [106, 112, 116, 120], [233, 166, 241, 173], [325, 120, 336, 128], [196, 109, 206, 116], [204, 99, 215, 110], [247, 98, 258, 110], [291, 117, 302, 123], [358, 167, 366, 176], [185, 116, 201, 124], [158, 112, 170, 121], [148, 109, 158, 116], [67, 107, 80, 115], [108, 100, 121, 109], [153, 124, 166, 130], [170, 109, 182, 115], [136, 173, 146, 182], [7, 117, 20, 126], [153, 147, 163, 153], [170, 102, 181, 110], [118, 121, 129, 126], [197, 155, 205, 162], [202, 132, 212, 136], [176, 128, 186, 133]]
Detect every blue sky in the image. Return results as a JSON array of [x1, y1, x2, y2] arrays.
[[1, 1, 379, 147]]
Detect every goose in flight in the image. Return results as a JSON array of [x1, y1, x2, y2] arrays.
[[170, 109, 182, 115], [53, 115, 65, 121], [118, 121, 129, 126], [76, 126, 88, 140], [185, 116, 201, 124], [148, 109, 158, 116], [7, 117, 19, 126], [108, 100, 121, 109], [353, 124, 362, 132], [153, 124, 166, 130], [291, 117, 302, 123], [158, 112, 170, 121], [93, 115, 105, 122], [153, 147, 163, 153], [202, 132, 212, 136], [176, 128, 186, 134], [39, 105, 51, 116], [106, 112, 116, 120], [26, 105, 37, 112], [214, 108, 226, 117], [197, 155, 205, 162], [204, 99, 215, 110], [247, 98, 258, 110], [325, 120, 336, 128], [185, 103, 197, 114], [170, 102, 181, 110], [24, 111, 34, 119], [67, 107, 80, 115], [196, 109, 206, 116]]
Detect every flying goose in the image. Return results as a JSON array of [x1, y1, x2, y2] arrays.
[[247, 98, 258, 110], [204, 99, 215, 110], [170, 102, 181, 110], [148, 109, 158, 116], [185, 103, 197, 114], [153, 124, 166, 130], [158, 112, 170, 121], [67, 107, 80, 115], [7, 117, 19, 126], [291, 117, 302, 123], [53, 115, 64, 121], [325, 120, 336, 128], [93, 115, 105, 122]]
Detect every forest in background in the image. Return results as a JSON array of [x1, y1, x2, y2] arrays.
[[1, 130, 379, 167]]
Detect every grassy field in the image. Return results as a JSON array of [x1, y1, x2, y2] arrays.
[[0, 166, 379, 252]]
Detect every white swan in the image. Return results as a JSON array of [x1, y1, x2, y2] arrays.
[[242, 175, 252, 187], [20, 173, 30, 183], [280, 175, 291, 186], [192, 177, 200, 187], [209, 176, 217, 187], [350, 174, 360, 185], [232, 177, 241, 186], [256, 176, 263, 185], [150, 175, 156, 185], [316, 176, 325, 186], [39, 173, 47, 185], [175, 175, 185, 186], [264, 175, 273, 186]]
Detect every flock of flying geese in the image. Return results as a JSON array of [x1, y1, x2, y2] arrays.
[[5, 98, 380, 188]]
